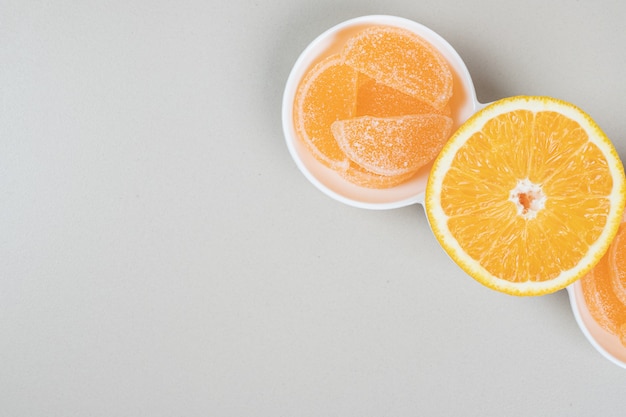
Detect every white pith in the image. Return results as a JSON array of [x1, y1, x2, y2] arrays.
[[509, 178, 546, 220]]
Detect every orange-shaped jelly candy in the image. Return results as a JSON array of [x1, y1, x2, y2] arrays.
[[293, 54, 357, 170], [356, 75, 451, 117], [582, 222, 626, 346], [331, 114, 453, 176], [342, 26, 453, 110]]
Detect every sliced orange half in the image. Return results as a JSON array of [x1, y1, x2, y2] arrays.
[[425, 96, 626, 296]]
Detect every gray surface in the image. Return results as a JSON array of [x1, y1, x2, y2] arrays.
[[2, 0, 625, 415]]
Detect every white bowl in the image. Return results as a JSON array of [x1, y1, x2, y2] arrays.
[[282, 15, 480, 209]]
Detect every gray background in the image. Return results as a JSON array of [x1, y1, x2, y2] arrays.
[[2, 0, 625, 415]]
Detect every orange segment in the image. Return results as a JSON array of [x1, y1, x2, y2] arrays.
[[425, 96, 626, 296], [356, 75, 451, 117], [342, 26, 453, 110], [331, 114, 453, 176], [293, 54, 357, 170], [582, 222, 626, 346]]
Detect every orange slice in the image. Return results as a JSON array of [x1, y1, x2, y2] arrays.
[[342, 26, 453, 110], [331, 114, 453, 176], [293, 54, 357, 170], [356, 75, 451, 117], [425, 96, 626, 296], [582, 221, 626, 346]]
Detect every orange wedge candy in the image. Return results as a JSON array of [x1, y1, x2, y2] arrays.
[[331, 115, 452, 176], [582, 220, 626, 346], [356, 75, 451, 118], [293, 54, 357, 170], [342, 26, 453, 110]]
